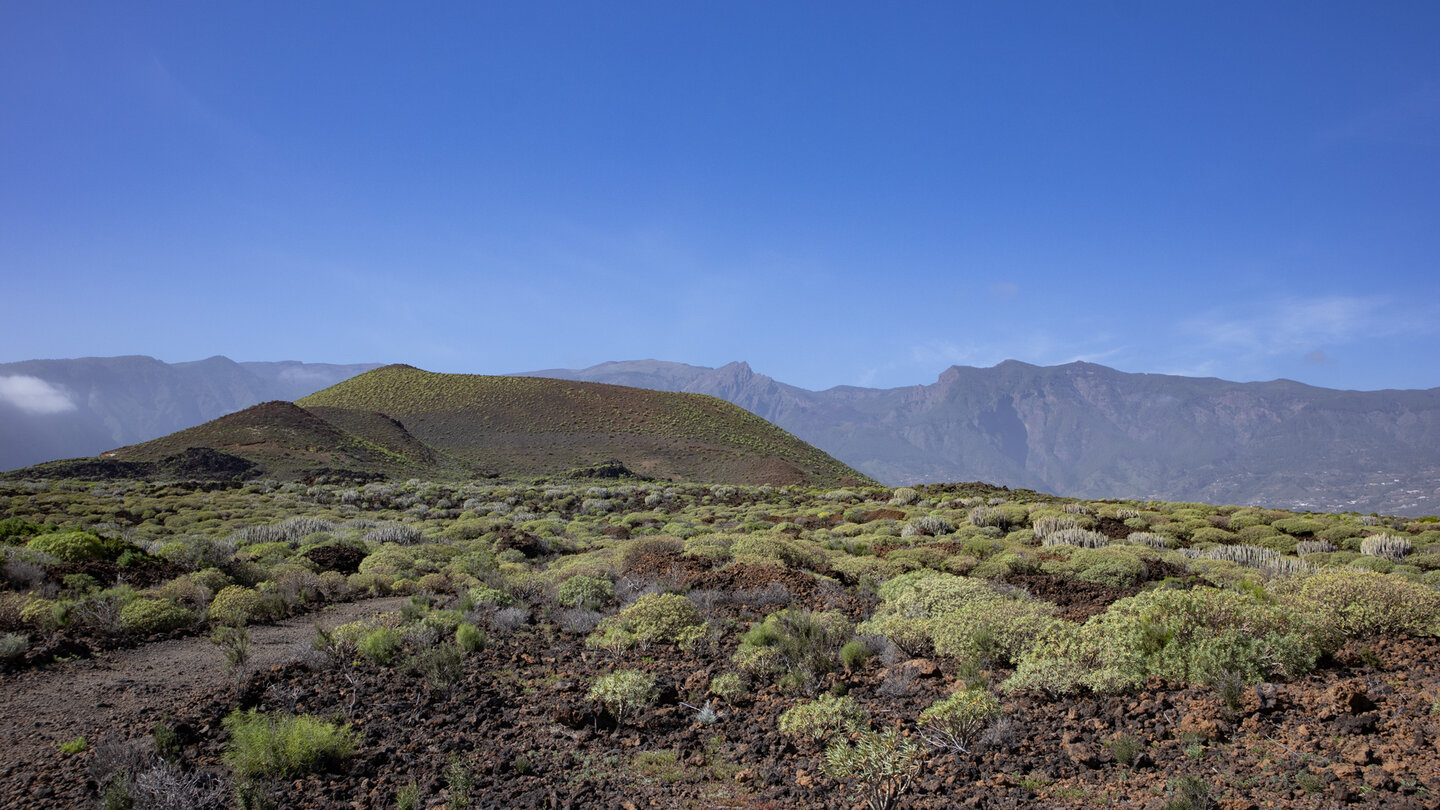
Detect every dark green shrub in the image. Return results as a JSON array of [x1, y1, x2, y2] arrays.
[[222, 709, 357, 778], [733, 608, 852, 694], [1108, 733, 1142, 766], [358, 627, 403, 666], [456, 622, 486, 652], [840, 641, 871, 670]]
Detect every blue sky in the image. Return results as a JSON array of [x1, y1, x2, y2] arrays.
[[3, 2, 1437, 392]]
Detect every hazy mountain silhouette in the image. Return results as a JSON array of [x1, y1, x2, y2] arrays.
[[0, 356, 380, 471], [520, 360, 1440, 515]]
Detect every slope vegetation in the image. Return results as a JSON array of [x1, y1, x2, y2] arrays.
[[296, 365, 869, 485], [102, 401, 452, 481]]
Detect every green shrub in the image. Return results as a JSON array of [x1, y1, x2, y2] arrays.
[[931, 597, 1057, 667], [419, 609, 465, 634], [1040, 546, 1148, 588], [778, 693, 869, 741], [0, 517, 42, 544], [588, 669, 656, 725], [821, 727, 924, 810], [709, 671, 747, 700], [120, 599, 194, 635], [1005, 586, 1319, 696], [222, 709, 357, 778], [586, 593, 707, 651], [26, 531, 105, 563], [1109, 733, 1143, 766], [456, 622, 486, 652], [730, 534, 821, 568], [733, 608, 852, 693], [857, 572, 1001, 654], [358, 627, 404, 666], [840, 640, 872, 670], [556, 575, 615, 608], [58, 735, 88, 755], [916, 688, 1001, 753], [463, 586, 514, 609], [0, 632, 28, 664], [208, 586, 271, 626], [1272, 568, 1439, 644]]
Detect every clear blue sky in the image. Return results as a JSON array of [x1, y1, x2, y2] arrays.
[[4, 2, 1437, 392]]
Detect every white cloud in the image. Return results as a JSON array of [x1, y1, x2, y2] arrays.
[[0, 376, 77, 415], [1176, 294, 1407, 359]]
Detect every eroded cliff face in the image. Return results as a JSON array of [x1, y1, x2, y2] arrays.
[[527, 359, 1440, 514]]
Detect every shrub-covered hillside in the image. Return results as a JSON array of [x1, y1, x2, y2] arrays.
[[1, 476, 1437, 808], [297, 365, 872, 486]]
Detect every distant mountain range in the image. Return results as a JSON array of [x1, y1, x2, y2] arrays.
[[0, 356, 380, 471], [4, 355, 1438, 514], [519, 359, 1440, 516], [79, 365, 869, 487]]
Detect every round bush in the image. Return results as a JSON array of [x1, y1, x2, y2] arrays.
[[587, 669, 656, 724], [120, 599, 194, 635], [556, 575, 615, 608], [586, 592, 707, 650], [26, 532, 105, 563], [209, 585, 269, 626]]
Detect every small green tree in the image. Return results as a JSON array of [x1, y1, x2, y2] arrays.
[[588, 669, 657, 726], [821, 727, 925, 810], [916, 688, 1000, 753]]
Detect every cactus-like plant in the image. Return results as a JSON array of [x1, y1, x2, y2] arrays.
[[1360, 533, 1412, 561]]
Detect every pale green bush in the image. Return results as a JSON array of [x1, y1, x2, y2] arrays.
[[778, 693, 869, 741], [917, 688, 1000, 753], [120, 599, 194, 635], [588, 669, 656, 725], [586, 593, 707, 651], [858, 572, 1001, 653], [1005, 586, 1319, 696], [1272, 568, 1439, 643], [931, 597, 1057, 667], [556, 575, 615, 608], [208, 585, 274, 626], [821, 728, 923, 810]]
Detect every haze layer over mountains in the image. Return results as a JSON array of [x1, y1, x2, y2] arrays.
[[3, 355, 1437, 515]]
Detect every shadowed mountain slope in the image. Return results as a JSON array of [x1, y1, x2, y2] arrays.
[[100, 401, 456, 480], [520, 359, 1440, 515]]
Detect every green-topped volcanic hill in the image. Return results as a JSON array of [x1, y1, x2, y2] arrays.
[[96, 400, 462, 481], [293, 365, 871, 485], [25, 366, 873, 485]]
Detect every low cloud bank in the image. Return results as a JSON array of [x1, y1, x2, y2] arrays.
[[0, 375, 77, 415]]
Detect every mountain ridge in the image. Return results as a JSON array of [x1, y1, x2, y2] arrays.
[[0, 356, 382, 471], [517, 359, 1440, 515]]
